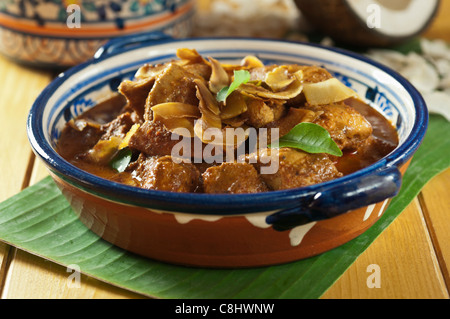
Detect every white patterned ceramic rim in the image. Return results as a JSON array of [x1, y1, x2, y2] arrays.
[[44, 39, 414, 148]]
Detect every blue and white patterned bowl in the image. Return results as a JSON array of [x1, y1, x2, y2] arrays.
[[0, 0, 195, 68], [26, 35, 428, 267]]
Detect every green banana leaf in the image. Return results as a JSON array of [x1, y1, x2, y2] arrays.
[[0, 114, 449, 299]]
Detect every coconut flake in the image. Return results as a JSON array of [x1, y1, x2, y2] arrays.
[[303, 77, 359, 105], [401, 52, 440, 93], [422, 91, 450, 121], [366, 44, 450, 121], [367, 49, 409, 71], [440, 73, 450, 90], [367, 49, 440, 92], [193, 0, 300, 38], [421, 38, 450, 60], [432, 58, 450, 78]]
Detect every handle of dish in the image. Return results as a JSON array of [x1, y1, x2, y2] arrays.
[[266, 166, 402, 231], [94, 31, 173, 60]]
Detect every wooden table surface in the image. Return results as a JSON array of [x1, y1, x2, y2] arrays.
[[0, 2, 449, 299]]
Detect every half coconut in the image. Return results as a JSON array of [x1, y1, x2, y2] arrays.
[[295, 0, 440, 47]]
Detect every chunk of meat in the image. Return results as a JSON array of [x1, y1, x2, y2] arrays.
[[202, 162, 268, 194], [118, 77, 154, 121], [128, 119, 224, 161], [247, 148, 343, 190], [306, 102, 373, 151], [183, 63, 211, 80], [245, 98, 275, 128], [127, 120, 180, 157], [130, 155, 200, 192], [267, 99, 287, 121], [100, 112, 135, 141], [145, 63, 203, 120], [244, 96, 287, 128], [75, 112, 136, 165]]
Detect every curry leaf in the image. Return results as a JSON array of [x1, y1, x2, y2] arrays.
[[110, 148, 132, 172], [272, 122, 343, 157], [216, 70, 251, 102]]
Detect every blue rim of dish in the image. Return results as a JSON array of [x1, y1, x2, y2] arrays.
[[27, 37, 429, 215]]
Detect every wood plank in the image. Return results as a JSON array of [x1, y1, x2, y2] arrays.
[[0, 57, 52, 200], [3, 248, 146, 299], [419, 168, 450, 291], [0, 55, 53, 294], [0, 244, 11, 290], [2, 156, 146, 299], [322, 198, 449, 299]]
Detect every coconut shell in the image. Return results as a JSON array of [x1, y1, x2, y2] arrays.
[[294, 0, 441, 48]]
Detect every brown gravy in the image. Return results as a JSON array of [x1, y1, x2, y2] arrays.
[[57, 96, 398, 189], [335, 98, 398, 175]]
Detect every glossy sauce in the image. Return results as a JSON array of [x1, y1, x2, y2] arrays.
[[335, 98, 398, 175], [57, 96, 399, 188]]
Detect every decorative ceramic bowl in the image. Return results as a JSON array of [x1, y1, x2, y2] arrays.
[[27, 35, 428, 268], [0, 0, 195, 68]]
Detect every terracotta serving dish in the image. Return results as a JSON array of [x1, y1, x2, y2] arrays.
[[27, 35, 428, 268], [0, 0, 195, 68]]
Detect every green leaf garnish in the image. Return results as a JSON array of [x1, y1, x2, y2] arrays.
[[216, 70, 251, 102], [271, 122, 343, 157], [110, 148, 133, 172]]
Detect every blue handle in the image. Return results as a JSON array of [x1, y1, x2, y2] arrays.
[[266, 166, 402, 231], [94, 31, 173, 60]]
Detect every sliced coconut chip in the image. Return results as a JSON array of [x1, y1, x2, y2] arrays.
[[151, 102, 201, 119], [421, 38, 450, 60], [422, 91, 450, 121], [162, 118, 197, 138], [134, 64, 166, 80], [431, 58, 450, 78], [193, 118, 250, 147], [208, 56, 230, 94], [87, 136, 122, 164], [194, 79, 221, 118], [303, 78, 359, 106], [366, 49, 409, 71], [119, 124, 140, 149], [265, 66, 295, 91], [194, 79, 222, 135], [366, 40, 450, 122], [176, 48, 207, 64], [368, 49, 441, 94], [220, 91, 247, 120], [440, 73, 450, 90], [239, 70, 303, 100], [241, 56, 264, 68], [401, 52, 440, 93]]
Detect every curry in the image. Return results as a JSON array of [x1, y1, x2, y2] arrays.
[[56, 48, 398, 193]]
